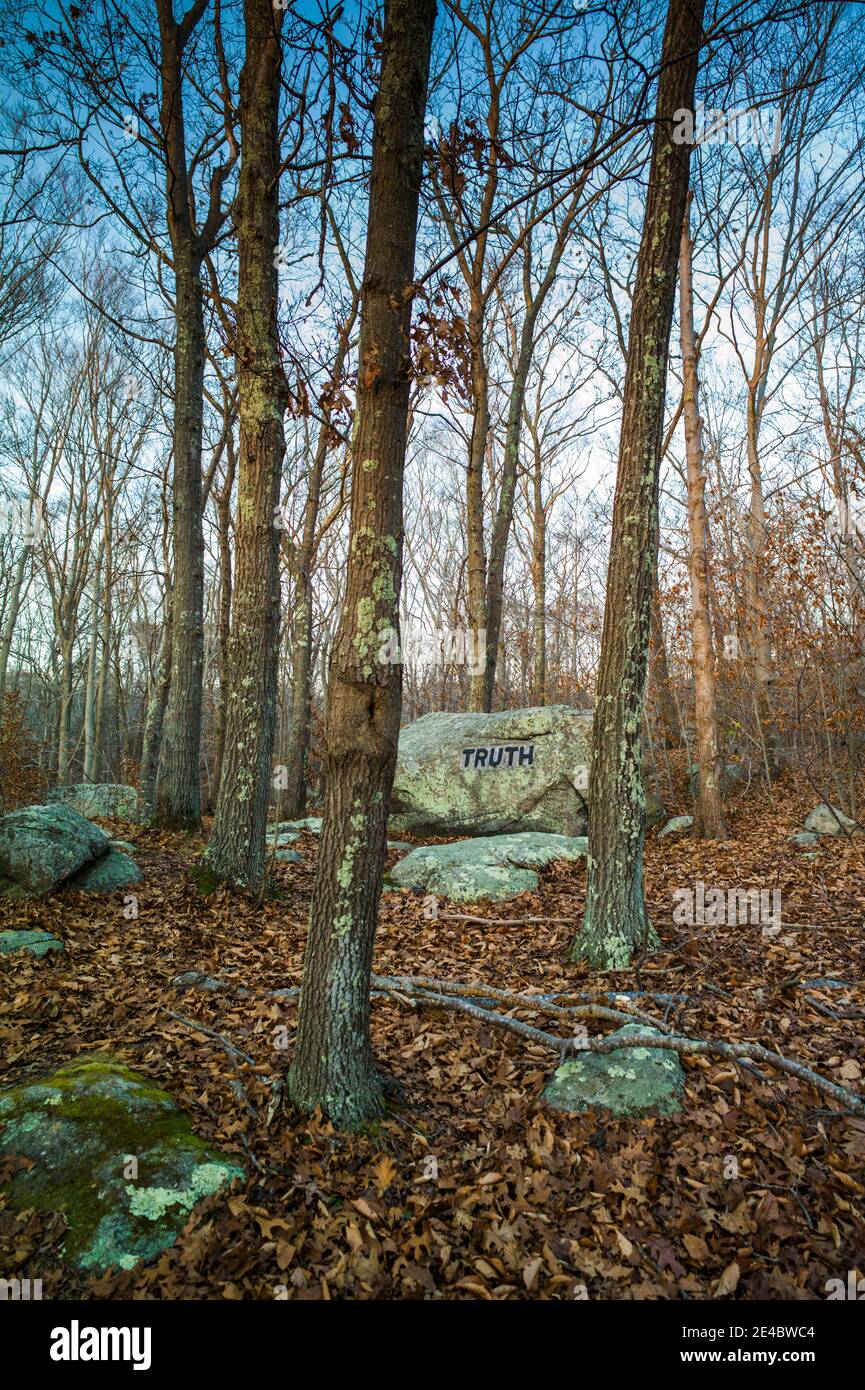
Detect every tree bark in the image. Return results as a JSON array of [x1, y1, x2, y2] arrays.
[[569, 0, 705, 970], [288, 0, 436, 1129], [204, 0, 287, 893], [679, 193, 726, 838]]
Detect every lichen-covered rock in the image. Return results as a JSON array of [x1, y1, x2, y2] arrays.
[[387, 840, 414, 853], [390, 706, 664, 839], [265, 831, 300, 847], [804, 804, 860, 836], [390, 706, 593, 838], [47, 783, 141, 822], [544, 1025, 684, 1118], [0, 804, 110, 897], [0, 929, 63, 957], [658, 815, 693, 838], [0, 1057, 243, 1272], [273, 848, 302, 864], [788, 831, 821, 847], [268, 817, 322, 835], [67, 848, 142, 893], [388, 831, 588, 904]]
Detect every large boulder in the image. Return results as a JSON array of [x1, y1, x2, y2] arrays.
[[391, 706, 665, 838], [0, 1057, 243, 1272], [0, 929, 63, 957], [47, 783, 141, 822], [544, 1024, 685, 1118], [0, 804, 110, 897], [388, 831, 588, 904], [390, 706, 593, 838]]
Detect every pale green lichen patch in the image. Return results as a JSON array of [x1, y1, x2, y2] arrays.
[[0, 1057, 243, 1272], [543, 1025, 684, 1118]]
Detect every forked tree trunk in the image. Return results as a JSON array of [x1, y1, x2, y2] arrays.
[[569, 0, 705, 970], [679, 194, 727, 838], [288, 0, 436, 1129], [204, 0, 287, 894]]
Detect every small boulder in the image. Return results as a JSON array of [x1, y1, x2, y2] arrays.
[[658, 815, 693, 838], [0, 1056, 243, 1272], [804, 804, 860, 836], [389, 831, 587, 904], [0, 929, 63, 957], [268, 817, 322, 835], [67, 848, 142, 893], [544, 1024, 684, 1118], [273, 848, 302, 864], [788, 831, 821, 847], [0, 804, 110, 897]]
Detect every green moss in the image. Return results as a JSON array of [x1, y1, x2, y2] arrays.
[[190, 859, 222, 897], [0, 1057, 243, 1272]]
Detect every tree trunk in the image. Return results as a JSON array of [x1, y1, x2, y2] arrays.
[[679, 194, 726, 838], [204, 0, 287, 894], [140, 606, 173, 821], [211, 434, 236, 807], [288, 0, 436, 1129], [569, 0, 705, 970], [531, 449, 546, 706], [648, 572, 685, 748], [153, 0, 207, 831], [466, 310, 490, 712]]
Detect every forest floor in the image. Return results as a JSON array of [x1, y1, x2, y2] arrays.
[[1, 762, 864, 1300]]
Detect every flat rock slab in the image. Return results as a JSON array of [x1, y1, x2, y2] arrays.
[[0, 804, 110, 897], [788, 831, 821, 847], [265, 831, 301, 847], [544, 1025, 684, 1118], [47, 783, 141, 822], [67, 848, 142, 893], [0, 1057, 243, 1272], [804, 804, 860, 836], [0, 929, 64, 957], [388, 831, 588, 904]]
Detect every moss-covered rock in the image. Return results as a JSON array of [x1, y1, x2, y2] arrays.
[[0, 928, 64, 957], [67, 848, 142, 893], [389, 831, 588, 904], [544, 1025, 684, 1118], [0, 1057, 243, 1272], [0, 804, 110, 897], [268, 817, 322, 835]]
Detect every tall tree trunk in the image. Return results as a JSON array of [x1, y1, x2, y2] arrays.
[[211, 434, 236, 807], [569, 0, 704, 970], [288, 0, 436, 1129], [531, 449, 547, 706], [466, 314, 490, 712], [0, 541, 31, 704], [204, 0, 287, 893], [679, 194, 726, 838], [154, 0, 208, 831], [82, 553, 102, 782], [743, 387, 781, 780]]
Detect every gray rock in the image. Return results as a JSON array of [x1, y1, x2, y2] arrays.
[[265, 831, 300, 847], [658, 815, 694, 838], [391, 706, 593, 838], [47, 783, 141, 822], [273, 848, 302, 864], [788, 831, 821, 847], [804, 803, 860, 836], [111, 840, 138, 854], [0, 929, 64, 957], [268, 817, 322, 835], [389, 831, 588, 904], [544, 1024, 684, 1118], [0, 804, 110, 896], [68, 848, 142, 893], [0, 1056, 243, 1272], [387, 840, 414, 853]]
